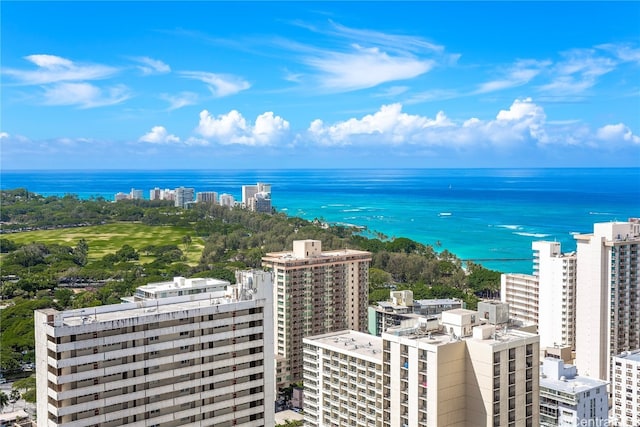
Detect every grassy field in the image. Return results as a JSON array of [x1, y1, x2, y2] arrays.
[[4, 222, 204, 265]]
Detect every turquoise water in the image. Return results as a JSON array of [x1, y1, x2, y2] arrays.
[[2, 168, 638, 274]]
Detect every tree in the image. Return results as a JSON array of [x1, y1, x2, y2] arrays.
[[182, 235, 192, 255], [0, 391, 8, 412], [74, 238, 89, 266], [13, 375, 36, 403]]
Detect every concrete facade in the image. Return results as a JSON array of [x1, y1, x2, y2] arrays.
[[574, 220, 640, 382], [382, 311, 540, 427], [262, 240, 371, 388], [303, 330, 383, 427], [611, 350, 640, 427], [539, 358, 608, 427], [35, 282, 274, 427]]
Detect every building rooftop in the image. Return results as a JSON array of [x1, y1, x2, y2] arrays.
[[615, 349, 640, 363], [540, 374, 607, 394], [304, 330, 383, 362], [135, 276, 229, 294], [42, 287, 260, 328], [414, 298, 462, 306]]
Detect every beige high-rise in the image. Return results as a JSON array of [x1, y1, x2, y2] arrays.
[[262, 239, 371, 387]]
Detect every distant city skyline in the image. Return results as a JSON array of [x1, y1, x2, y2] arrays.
[[1, 1, 639, 170]]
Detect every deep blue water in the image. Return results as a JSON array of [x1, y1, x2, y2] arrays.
[[2, 168, 639, 274]]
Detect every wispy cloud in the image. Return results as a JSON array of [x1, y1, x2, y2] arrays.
[[41, 82, 131, 108], [139, 126, 180, 144], [160, 92, 199, 110], [538, 48, 616, 95], [180, 71, 251, 97], [3, 54, 119, 85], [475, 59, 550, 94], [304, 45, 434, 92], [196, 110, 290, 146], [131, 56, 171, 75]]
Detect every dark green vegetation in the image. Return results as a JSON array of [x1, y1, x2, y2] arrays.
[[0, 188, 500, 374]]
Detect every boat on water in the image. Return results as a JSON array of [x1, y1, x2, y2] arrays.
[[438, 212, 452, 217]]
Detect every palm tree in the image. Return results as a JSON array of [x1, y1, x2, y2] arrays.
[[0, 391, 9, 412]]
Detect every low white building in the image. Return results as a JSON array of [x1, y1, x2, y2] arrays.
[[121, 276, 229, 302], [539, 358, 608, 427], [612, 350, 640, 427]]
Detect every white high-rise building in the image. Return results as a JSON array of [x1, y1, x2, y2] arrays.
[[533, 241, 577, 350], [175, 186, 195, 208], [611, 350, 640, 426], [501, 273, 539, 327], [574, 219, 640, 381], [35, 281, 274, 427], [219, 193, 235, 207], [303, 330, 383, 427], [121, 276, 229, 303], [539, 358, 608, 427], [242, 183, 272, 213]]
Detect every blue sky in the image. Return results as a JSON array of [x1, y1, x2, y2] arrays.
[[1, 1, 639, 169]]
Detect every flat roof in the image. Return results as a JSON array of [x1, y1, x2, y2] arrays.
[[304, 330, 383, 362], [541, 375, 607, 394], [615, 350, 640, 363], [136, 277, 228, 294], [44, 292, 248, 327]]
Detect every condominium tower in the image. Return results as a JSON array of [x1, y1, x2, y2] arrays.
[[35, 281, 274, 427], [262, 240, 371, 387], [303, 330, 383, 427], [574, 219, 640, 381], [501, 241, 577, 351], [382, 310, 540, 427], [611, 349, 640, 426]]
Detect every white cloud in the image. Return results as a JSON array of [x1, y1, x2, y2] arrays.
[[3, 54, 119, 85], [132, 56, 170, 75], [196, 109, 290, 145], [139, 126, 180, 144], [180, 71, 250, 97], [596, 123, 640, 144], [41, 82, 131, 108], [0, 132, 9, 139], [305, 45, 434, 92], [596, 43, 640, 64], [539, 49, 616, 95], [161, 92, 199, 110], [475, 60, 550, 94], [306, 98, 552, 147]]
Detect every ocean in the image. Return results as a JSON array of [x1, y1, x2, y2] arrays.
[[1, 168, 639, 274]]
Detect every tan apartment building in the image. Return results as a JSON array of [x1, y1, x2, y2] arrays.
[[35, 280, 274, 427], [262, 239, 371, 387], [382, 309, 540, 427]]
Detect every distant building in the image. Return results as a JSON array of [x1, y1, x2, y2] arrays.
[[574, 219, 640, 382], [174, 186, 195, 208], [242, 183, 272, 213], [262, 240, 371, 388], [150, 187, 162, 200], [219, 193, 235, 207], [129, 188, 143, 200], [611, 350, 640, 426], [196, 191, 218, 204], [303, 330, 383, 427], [539, 358, 608, 427], [114, 192, 128, 201], [35, 281, 275, 427]]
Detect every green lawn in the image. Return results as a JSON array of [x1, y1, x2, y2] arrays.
[[4, 222, 204, 265]]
